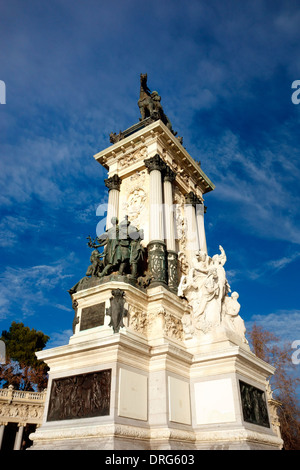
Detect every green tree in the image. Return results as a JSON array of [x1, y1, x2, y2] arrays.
[[248, 323, 300, 450], [0, 321, 49, 391]]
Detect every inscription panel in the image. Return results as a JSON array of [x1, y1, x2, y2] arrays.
[[80, 302, 105, 331], [47, 369, 111, 421], [239, 380, 270, 428]]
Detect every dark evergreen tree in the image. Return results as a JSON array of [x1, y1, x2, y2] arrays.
[[0, 321, 49, 391]]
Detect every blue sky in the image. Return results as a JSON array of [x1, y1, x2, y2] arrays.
[[0, 0, 300, 354]]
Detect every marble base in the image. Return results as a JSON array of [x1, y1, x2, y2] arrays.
[[29, 282, 283, 451]]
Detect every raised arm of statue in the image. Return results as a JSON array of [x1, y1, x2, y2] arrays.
[[87, 234, 107, 249], [218, 245, 227, 266]]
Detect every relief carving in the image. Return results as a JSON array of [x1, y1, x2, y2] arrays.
[[47, 370, 111, 421], [119, 147, 147, 169], [164, 311, 184, 341], [128, 305, 147, 335], [148, 307, 183, 341], [0, 403, 43, 421], [173, 188, 187, 252]]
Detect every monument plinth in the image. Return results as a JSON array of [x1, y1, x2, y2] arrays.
[[30, 75, 283, 450]]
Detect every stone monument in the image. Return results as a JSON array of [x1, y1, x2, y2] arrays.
[[29, 75, 283, 450]]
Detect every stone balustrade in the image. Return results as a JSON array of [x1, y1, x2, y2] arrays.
[[0, 385, 47, 450]]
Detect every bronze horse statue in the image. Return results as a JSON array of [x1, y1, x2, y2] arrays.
[[137, 74, 182, 143], [138, 73, 155, 120]]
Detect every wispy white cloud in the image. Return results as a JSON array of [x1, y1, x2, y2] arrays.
[[226, 252, 300, 283], [246, 310, 300, 347], [201, 127, 300, 245], [45, 329, 73, 349], [0, 259, 73, 320], [0, 215, 46, 248]]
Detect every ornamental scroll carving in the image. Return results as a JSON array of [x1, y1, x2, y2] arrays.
[[119, 147, 148, 169], [173, 187, 187, 252], [120, 170, 148, 230], [164, 310, 184, 341], [148, 307, 183, 342], [128, 305, 147, 335], [0, 403, 44, 422]]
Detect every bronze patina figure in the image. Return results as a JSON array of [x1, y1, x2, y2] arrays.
[[109, 74, 182, 144], [138, 73, 155, 120], [105, 289, 128, 333], [69, 216, 145, 294]]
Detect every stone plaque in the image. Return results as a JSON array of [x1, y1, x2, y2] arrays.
[[118, 368, 148, 421], [80, 302, 105, 331], [168, 376, 191, 425], [47, 369, 111, 421], [239, 380, 270, 428]]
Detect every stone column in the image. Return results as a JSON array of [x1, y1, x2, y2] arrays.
[[196, 201, 207, 253], [145, 155, 165, 242], [163, 166, 178, 293], [0, 424, 6, 450], [13, 424, 24, 450], [144, 154, 167, 286], [184, 192, 199, 254], [104, 174, 122, 230]]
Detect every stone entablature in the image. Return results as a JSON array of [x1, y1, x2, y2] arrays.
[[94, 119, 215, 198]]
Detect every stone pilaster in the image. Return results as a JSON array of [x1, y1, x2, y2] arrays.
[[196, 201, 207, 253], [184, 191, 199, 253], [167, 250, 178, 293], [163, 166, 176, 252], [163, 166, 178, 293]]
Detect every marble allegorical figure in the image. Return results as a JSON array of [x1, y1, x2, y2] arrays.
[[179, 246, 248, 343], [222, 291, 248, 344]]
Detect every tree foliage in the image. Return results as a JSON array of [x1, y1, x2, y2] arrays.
[[0, 321, 49, 391], [248, 323, 300, 450]]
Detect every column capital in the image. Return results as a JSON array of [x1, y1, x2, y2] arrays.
[[163, 165, 176, 183], [104, 174, 122, 191], [184, 191, 202, 206], [144, 154, 167, 173]]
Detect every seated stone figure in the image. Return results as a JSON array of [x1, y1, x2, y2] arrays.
[[179, 246, 248, 344], [222, 292, 248, 343]]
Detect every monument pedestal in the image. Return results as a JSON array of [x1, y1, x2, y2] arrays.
[[29, 282, 282, 450]]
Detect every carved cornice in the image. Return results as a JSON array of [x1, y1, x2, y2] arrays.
[[94, 120, 215, 195], [144, 154, 167, 174], [184, 191, 202, 206], [104, 174, 122, 191]]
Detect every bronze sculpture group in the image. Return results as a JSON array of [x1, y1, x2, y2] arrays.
[[87, 215, 144, 279], [68, 216, 145, 294]]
